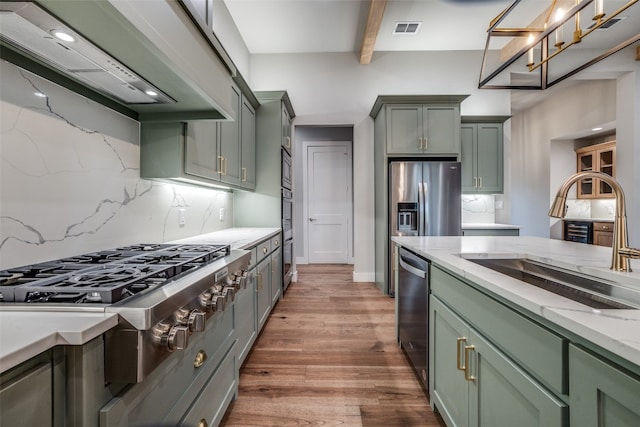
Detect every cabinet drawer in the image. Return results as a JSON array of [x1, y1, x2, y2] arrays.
[[255, 239, 272, 264], [180, 344, 237, 427], [593, 222, 613, 232], [270, 234, 282, 250], [431, 265, 567, 396]]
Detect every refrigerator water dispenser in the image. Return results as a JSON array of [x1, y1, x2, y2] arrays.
[[397, 202, 418, 231]]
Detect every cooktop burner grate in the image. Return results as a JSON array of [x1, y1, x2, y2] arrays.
[[0, 244, 230, 304]]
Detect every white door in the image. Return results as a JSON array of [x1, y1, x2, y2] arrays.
[[306, 142, 352, 263]]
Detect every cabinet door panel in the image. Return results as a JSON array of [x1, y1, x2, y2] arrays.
[[470, 331, 567, 427], [423, 105, 459, 154], [270, 247, 282, 304], [184, 121, 220, 180], [430, 296, 470, 427], [386, 105, 422, 154], [219, 86, 242, 186], [569, 344, 640, 427], [256, 256, 272, 331], [476, 124, 503, 192], [461, 124, 477, 192], [240, 97, 256, 189]]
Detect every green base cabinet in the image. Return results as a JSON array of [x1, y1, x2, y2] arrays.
[[569, 344, 640, 427], [431, 296, 567, 427]]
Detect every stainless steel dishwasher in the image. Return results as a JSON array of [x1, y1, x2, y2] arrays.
[[397, 247, 429, 389]]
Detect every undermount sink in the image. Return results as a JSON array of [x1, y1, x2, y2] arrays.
[[463, 257, 640, 310]]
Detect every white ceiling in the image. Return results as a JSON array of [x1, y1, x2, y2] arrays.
[[223, 0, 515, 54]]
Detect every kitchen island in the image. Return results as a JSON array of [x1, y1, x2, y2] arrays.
[[392, 235, 640, 427]]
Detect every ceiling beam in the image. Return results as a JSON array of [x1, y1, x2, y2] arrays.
[[359, 0, 388, 65]]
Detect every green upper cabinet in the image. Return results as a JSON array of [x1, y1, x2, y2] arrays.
[[461, 117, 509, 194], [218, 85, 242, 186], [369, 95, 468, 157], [282, 105, 292, 153], [141, 83, 257, 191], [240, 96, 256, 189], [386, 104, 461, 155]]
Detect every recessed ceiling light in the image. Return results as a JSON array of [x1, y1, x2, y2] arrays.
[[145, 90, 158, 97], [592, 127, 603, 131], [34, 92, 46, 98], [51, 30, 75, 42]]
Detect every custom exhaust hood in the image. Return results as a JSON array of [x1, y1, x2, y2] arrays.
[[0, 0, 236, 121]]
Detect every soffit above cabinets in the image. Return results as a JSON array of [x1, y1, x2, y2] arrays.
[[0, 0, 236, 121]]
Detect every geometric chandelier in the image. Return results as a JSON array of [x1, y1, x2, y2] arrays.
[[479, 0, 640, 89]]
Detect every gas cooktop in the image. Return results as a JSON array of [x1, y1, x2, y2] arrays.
[[0, 243, 230, 304]]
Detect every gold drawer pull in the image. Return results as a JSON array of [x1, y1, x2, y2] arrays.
[[198, 419, 208, 427], [464, 345, 476, 382], [263, 247, 268, 254], [456, 337, 467, 371], [274, 239, 279, 247], [194, 350, 207, 368]]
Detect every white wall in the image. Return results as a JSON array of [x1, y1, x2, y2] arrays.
[[247, 51, 511, 279], [511, 73, 640, 245], [0, 62, 234, 269]]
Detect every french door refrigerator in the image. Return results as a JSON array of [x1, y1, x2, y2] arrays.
[[389, 159, 461, 294]]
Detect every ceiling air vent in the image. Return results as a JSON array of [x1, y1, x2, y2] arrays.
[[587, 16, 626, 30], [393, 21, 422, 35]]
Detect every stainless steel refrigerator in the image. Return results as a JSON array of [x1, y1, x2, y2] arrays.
[[389, 160, 461, 295]]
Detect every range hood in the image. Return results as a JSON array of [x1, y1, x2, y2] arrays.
[[0, 0, 236, 121]]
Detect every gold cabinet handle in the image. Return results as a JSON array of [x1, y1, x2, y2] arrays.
[[285, 136, 291, 149], [223, 156, 228, 175], [478, 177, 482, 188], [418, 138, 423, 149], [194, 350, 207, 368], [456, 337, 467, 371], [242, 167, 247, 182], [424, 137, 428, 150], [263, 247, 268, 254], [474, 177, 478, 188], [274, 239, 279, 247], [198, 419, 208, 427], [217, 156, 224, 174], [256, 272, 262, 291], [464, 345, 476, 381]]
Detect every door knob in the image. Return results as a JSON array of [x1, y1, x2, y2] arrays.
[[309, 218, 316, 222]]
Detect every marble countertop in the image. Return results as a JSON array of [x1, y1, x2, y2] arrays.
[[391, 235, 640, 367], [462, 223, 522, 229], [0, 227, 280, 373]]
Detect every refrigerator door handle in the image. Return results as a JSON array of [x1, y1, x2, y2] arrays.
[[418, 182, 425, 235]]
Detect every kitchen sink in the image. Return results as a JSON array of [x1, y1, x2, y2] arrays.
[[464, 257, 640, 310]]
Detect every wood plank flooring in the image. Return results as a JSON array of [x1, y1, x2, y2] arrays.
[[220, 264, 445, 427]]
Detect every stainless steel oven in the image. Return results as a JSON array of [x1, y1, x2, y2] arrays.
[[282, 149, 292, 190]]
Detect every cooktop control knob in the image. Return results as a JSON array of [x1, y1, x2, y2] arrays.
[[167, 325, 189, 352], [188, 310, 206, 332], [199, 291, 225, 312], [223, 286, 235, 302]]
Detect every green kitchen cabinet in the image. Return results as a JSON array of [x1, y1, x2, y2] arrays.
[[141, 84, 257, 191], [271, 240, 282, 305], [235, 266, 257, 366], [569, 344, 640, 427], [240, 95, 256, 189], [385, 103, 462, 155], [461, 117, 509, 194], [256, 254, 272, 332], [431, 296, 568, 427]]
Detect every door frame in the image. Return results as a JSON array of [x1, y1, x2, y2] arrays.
[[300, 140, 353, 265]]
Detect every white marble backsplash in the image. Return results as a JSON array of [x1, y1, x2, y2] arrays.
[[0, 61, 233, 269], [565, 198, 615, 220], [462, 195, 495, 223]]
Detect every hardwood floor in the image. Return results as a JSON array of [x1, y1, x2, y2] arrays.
[[220, 264, 445, 427]]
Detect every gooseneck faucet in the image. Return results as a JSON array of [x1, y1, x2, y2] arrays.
[[549, 171, 640, 272]]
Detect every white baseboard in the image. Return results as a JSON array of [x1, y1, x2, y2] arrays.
[[352, 271, 375, 282], [295, 257, 307, 265]]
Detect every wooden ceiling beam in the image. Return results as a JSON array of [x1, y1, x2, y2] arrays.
[[359, 0, 388, 65]]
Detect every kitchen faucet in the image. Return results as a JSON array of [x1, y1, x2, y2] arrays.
[[549, 171, 640, 272]]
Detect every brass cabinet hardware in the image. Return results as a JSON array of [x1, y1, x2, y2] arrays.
[[217, 156, 224, 174], [456, 337, 467, 371], [464, 345, 476, 381], [256, 273, 263, 291], [242, 167, 247, 182], [418, 138, 423, 149], [262, 247, 268, 254], [424, 137, 428, 150], [198, 419, 208, 427], [478, 177, 482, 188], [194, 350, 207, 368]]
